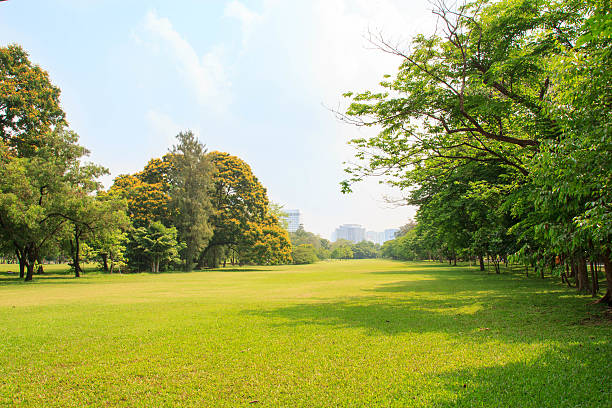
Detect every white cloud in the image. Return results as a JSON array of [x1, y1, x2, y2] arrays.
[[138, 10, 231, 113], [224, 0, 264, 47]]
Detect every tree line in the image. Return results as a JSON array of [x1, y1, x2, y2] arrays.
[[341, 0, 611, 305], [289, 226, 381, 264], [0, 44, 292, 280]]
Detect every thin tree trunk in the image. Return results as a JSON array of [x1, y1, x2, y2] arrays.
[[74, 231, 81, 278], [595, 251, 612, 305], [15, 248, 25, 279], [479, 255, 485, 271], [590, 261, 598, 296]]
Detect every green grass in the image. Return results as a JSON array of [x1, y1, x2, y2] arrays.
[[0, 260, 610, 407]]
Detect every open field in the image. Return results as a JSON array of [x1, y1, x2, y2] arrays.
[[0, 260, 610, 407]]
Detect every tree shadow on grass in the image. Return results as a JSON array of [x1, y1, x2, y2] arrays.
[[243, 272, 611, 345], [422, 342, 612, 407]]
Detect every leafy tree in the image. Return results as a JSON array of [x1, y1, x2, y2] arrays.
[[205, 151, 291, 266], [331, 245, 353, 260], [110, 173, 171, 229], [61, 192, 129, 276], [289, 226, 331, 260], [0, 126, 102, 281], [0, 44, 66, 157], [351, 240, 380, 259], [167, 131, 214, 270], [269, 202, 289, 230], [292, 244, 318, 264], [132, 221, 183, 273]]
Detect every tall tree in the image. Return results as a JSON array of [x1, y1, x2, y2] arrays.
[[204, 151, 291, 266], [168, 131, 214, 271]]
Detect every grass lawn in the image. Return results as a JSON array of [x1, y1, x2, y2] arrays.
[[0, 260, 610, 407]]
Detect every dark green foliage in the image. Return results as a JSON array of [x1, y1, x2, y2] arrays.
[[291, 244, 318, 264], [341, 0, 612, 302]]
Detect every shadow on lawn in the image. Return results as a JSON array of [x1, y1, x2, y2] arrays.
[[425, 341, 611, 407], [244, 269, 611, 345]]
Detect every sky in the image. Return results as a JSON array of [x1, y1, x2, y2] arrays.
[[0, 0, 438, 239]]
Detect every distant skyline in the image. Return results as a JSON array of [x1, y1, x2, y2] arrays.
[[0, 0, 437, 239]]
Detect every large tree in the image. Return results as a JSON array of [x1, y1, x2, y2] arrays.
[[204, 151, 291, 266], [167, 131, 214, 271]]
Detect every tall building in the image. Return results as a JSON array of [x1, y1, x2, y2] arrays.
[[384, 228, 400, 243], [285, 209, 301, 232], [366, 231, 385, 245], [333, 224, 366, 243]]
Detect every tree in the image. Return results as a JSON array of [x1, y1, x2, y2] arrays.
[[289, 226, 331, 260], [352, 240, 380, 259], [132, 221, 183, 273], [110, 172, 171, 229], [205, 151, 291, 266], [331, 245, 353, 260], [61, 192, 129, 277], [167, 131, 214, 271], [0, 125, 105, 281], [292, 244, 318, 264], [0, 44, 65, 157]]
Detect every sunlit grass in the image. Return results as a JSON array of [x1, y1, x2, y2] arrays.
[[0, 260, 610, 407]]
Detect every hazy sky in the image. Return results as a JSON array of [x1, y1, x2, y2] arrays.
[[0, 0, 437, 238]]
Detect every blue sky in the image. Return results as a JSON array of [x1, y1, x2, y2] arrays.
[[0, 0, 437, 238]]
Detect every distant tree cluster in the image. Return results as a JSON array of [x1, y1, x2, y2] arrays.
[[0, 44, 291, 280], [341, 0, 612, 304], [288, 226, 381, 264]]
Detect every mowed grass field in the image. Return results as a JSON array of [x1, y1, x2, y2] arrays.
[[0, 260, 610, 407]]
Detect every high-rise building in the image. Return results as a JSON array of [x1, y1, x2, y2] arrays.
[[333, 224, 366, 243], [384, 228, 400, 243], [366, 231, 386, 245], [285, 209, 301, 232]]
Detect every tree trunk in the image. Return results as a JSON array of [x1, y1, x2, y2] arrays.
[[74, 231, 81, 278], [595, 251, 612, 305], [589, 261, 598, 296], [15, 248, 25, 279], [575, 255, 589, 293], [37, 256, 44, 274], [479, 255, 485, 271], [102, 254, 109, 272], [25, 262, 35, 282], [453, 256, 457, 266]]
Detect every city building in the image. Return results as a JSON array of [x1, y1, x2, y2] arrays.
[[366, 231, 385, 245], [384, 228, 400, 243], [285, 209, 301, 233], [333, 224, 366, 243]]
